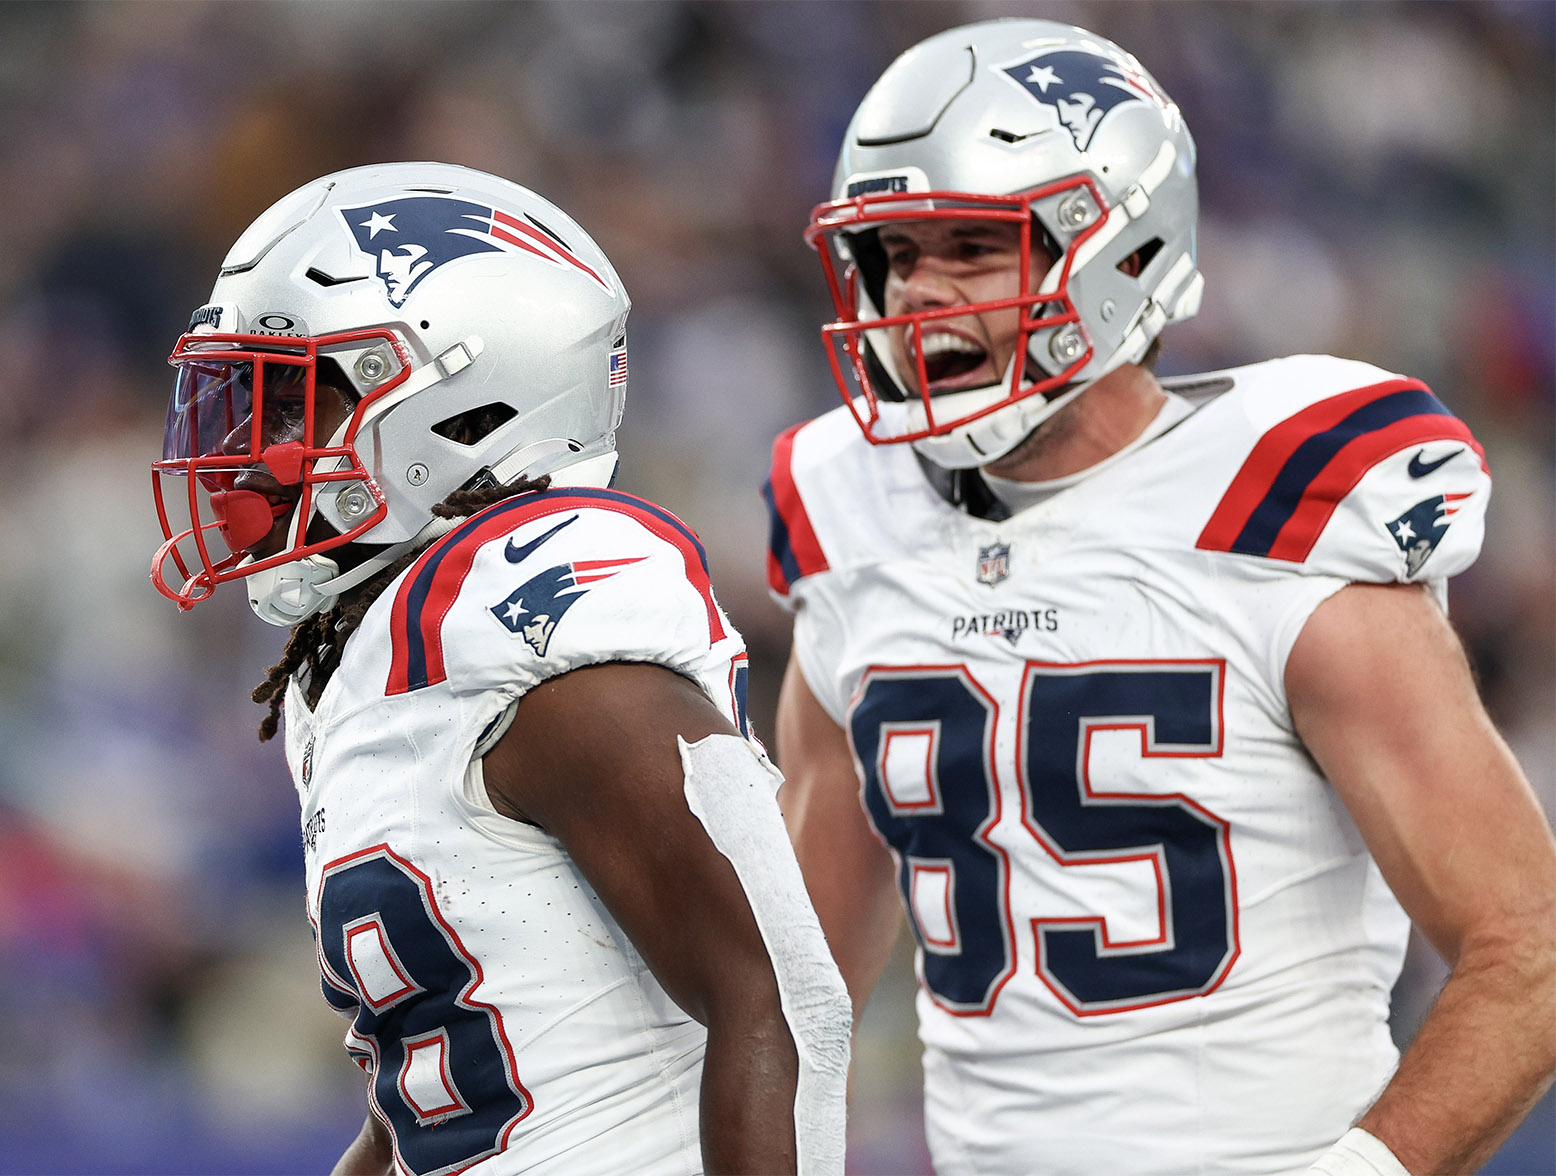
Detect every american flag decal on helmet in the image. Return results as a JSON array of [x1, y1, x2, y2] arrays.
[[608, 347, 628, 388]]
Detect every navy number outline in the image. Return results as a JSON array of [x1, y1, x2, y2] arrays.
[[314, 845, 532, 1176], [851, 666, 1018, 1013], [849, 660, 1238, 1019]]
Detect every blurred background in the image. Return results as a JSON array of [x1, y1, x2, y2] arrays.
[[0, 1, 1549, 1172]]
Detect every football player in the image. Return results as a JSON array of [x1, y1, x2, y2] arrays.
[[766, 20, 1555, 1176], [152, 163, 850, 1175]]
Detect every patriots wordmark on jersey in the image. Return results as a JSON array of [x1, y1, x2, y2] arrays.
[[765, 355, 1490, 1176], [287, 488, 753, 1176]]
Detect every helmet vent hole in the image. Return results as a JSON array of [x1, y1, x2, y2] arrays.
[[1121, 238, 1164, 276], [420, 320, 431, 329], [431, 403, 518, 445]]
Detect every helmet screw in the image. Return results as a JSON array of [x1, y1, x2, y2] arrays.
[[407, 463, 429, 486], [355, 350, 389, 383], [1057, 192, 1097, 230], [1100, 298, 1116, 322], [339, 486, 372, 520], [1049, 325, 1086, 364]]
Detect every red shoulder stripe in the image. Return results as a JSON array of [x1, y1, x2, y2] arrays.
[[1265, 415, 1480, 561], [387, 490, 723, 696], [762, 423, 829, 597], [1197, 380, 1486, 561]]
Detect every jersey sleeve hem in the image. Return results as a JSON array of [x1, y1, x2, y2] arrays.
[[764, 421, 832, 603]]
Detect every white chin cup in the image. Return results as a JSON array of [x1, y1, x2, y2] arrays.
[[245, 553, 342, 627], [872, 326, 1086, 470], [907, 378, 1088, 469]]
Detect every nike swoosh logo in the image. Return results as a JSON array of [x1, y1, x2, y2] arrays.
[[504, 515, 579, 563], [1408, 448, 1462, 478]]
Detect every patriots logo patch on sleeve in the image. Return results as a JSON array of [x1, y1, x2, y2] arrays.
[[1386, 492, 1472, 577], [489, 557, 644, 657]]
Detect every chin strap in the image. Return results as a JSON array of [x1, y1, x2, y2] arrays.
[[314, 515, 462, 595], [481, 441, 619, 490], [245, 515, 463, 627]]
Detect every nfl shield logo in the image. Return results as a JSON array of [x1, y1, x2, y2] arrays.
[[977, 542, 1011, 587]]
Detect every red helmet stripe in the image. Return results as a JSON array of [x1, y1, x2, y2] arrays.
[[490, 209, 609, 291]]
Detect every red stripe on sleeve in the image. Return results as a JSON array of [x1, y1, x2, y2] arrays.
[[765, 548, 788, 599], [1198, 381, 1429, 553], [1266, 413, 1482, 561], [388, 510, 523, 695], [387, 494, 724, 695], [622, 507, 728, 645], [768, 423, 829, 595]]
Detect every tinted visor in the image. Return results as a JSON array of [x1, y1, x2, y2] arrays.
[[161, 353, 310, 467]]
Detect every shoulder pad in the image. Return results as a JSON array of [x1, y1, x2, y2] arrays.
[[383, 488, 729, 695], [1196, 375, 1489, 581]]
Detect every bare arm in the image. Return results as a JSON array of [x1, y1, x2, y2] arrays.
[[776, 649, 904, 1020], [330, 1111, 391, 1176], [1287, 581, 1556, 1174], [483, 661, 799, 1175]]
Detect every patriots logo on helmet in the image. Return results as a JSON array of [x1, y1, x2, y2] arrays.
[[341, 195, 611, 308], [489, 555, 644, 657], [1386, 492, 1472, 577], [999, 49, 1165, 151]]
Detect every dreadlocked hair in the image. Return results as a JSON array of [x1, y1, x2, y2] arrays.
[[251, 475, 551, 742]]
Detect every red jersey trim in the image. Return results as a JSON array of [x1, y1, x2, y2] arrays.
[[1197, 380, 1486, 562], [763, 422, 830, 596], [387, 489, 724, 696]]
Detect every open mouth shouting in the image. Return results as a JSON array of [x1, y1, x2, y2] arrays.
[[907, 328, 997, 395]]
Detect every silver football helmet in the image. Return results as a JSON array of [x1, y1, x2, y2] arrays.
[[152, 162, 630, 624], [807, 18, 1203, 468]]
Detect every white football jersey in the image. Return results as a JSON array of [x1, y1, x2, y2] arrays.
[[765, 356, 1490, 1176], [285, 487, 755, 1176]]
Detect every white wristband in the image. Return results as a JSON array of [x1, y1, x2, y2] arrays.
[[1308, 1127, 1411, 1176]]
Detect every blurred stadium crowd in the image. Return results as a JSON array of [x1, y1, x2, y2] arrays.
[[0, 2, 1549, 1172]]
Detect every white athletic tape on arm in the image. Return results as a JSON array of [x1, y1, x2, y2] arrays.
[[1308, 1128, 1412, 1176], [679, 733, 851, 1176]]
